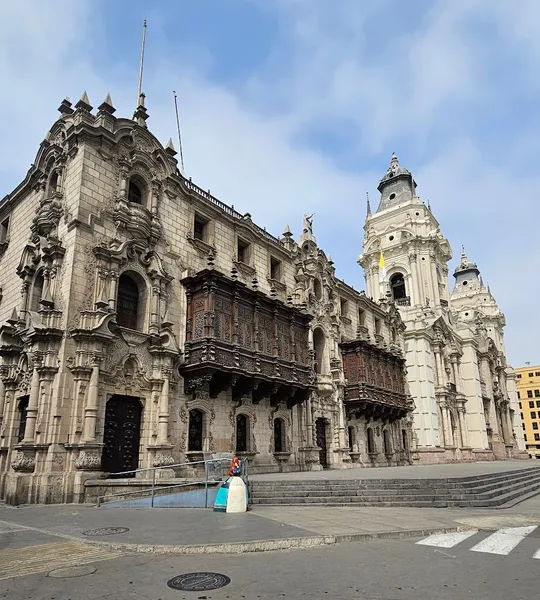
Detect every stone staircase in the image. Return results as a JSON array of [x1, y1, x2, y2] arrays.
[[249, 466, 540, 508]]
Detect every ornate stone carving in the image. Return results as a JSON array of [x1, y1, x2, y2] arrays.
[[152, 452, 175, 467], [75, 450, 102, 470], [11, 452, 36, 473]]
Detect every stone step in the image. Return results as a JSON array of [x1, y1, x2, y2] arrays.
[[250, 472, 540, 507], [250, 470, 540, 492], [251, 477, 540, 501]]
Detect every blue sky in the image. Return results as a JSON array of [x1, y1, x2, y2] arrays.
[[0, 0, 538, 367]]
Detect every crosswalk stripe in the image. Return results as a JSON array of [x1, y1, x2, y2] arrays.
[[470, 526, 537, 556], [416, 530, 479, 548], [0, 541, 120, 581]]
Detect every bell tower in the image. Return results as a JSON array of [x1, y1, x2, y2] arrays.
[[358, 154, 452, 313]]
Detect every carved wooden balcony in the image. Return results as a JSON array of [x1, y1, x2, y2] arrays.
[[179, 269, 314, 407], [340, 338, 412, 422]]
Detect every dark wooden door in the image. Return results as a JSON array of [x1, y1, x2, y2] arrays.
[[101, 395, 142, 477], [315, 418, 328, 468], [188, 409, 204, 451]]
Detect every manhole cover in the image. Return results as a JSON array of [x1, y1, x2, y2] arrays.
[[82, 527, 130, 536], [167, 572, 231, 591], [48, 565, 97, 579]]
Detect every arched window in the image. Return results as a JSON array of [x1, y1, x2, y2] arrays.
[[188, 409, 204, 452], [383, 429, 392, 454], [367, 428, 375, 453], [313, 328, 326, 375], [128, 179, 143, 204], [274, 418, 285, 453], [30, 271, 44, 312], [47, 171, 59, 197], [236, 414, 249, 452], [348, 426, 355, 452], [390, 273, 406, 300], [117, 273, 144, 330], [17, 396, 29, 443], [313, 278, 322, 301]]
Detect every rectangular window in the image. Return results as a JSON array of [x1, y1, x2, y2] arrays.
[[374, 318, 382, 335], [237, 238, 250, 264], [529, 373, 534, 377], [534, 423, 539, 430], [528, 390, 533, 398], [270, 256, 281, 281], [340, 298, 348, 317], [536, 401, 540, 408], [0, 217, 9, 243], [523, 423, 526, 429], [536, 372, 540, 376], [193, 213, 208, 242], [524, 434, 528, 441], [530, 401, 535, 408], [532, 411, 537, 419], [358, 308, 366, 326], [535, 389, 540, 397], [519, 402, 522, 408], [517, 374, 522, 379], [535, 434, 540, 441], [520, 413, 524, 420]]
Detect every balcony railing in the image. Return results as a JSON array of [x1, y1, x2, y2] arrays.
[[395, 297, 411, 307]]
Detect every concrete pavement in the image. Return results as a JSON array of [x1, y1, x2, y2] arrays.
[[250, 459, 540, 480], [0, 494, 539, 557], [2, 532, 539, 600]]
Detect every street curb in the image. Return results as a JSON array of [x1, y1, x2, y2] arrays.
[[84, 526, 468, 555]]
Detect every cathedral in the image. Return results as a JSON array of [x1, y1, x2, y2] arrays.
[[358, 154, 526, 463], [0, 92, 526, 505]]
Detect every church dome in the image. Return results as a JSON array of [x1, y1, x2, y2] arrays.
[[454, 249, 479, 276], [380, 153, 412, 184]]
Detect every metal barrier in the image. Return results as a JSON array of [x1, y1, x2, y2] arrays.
[[96, 457, 248, 508]]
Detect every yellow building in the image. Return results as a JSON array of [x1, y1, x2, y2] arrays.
[[515, 366, 540, 459]]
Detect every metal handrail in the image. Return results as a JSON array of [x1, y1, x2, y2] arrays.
[[96, 457, 249, 508], [96, 458, 232, 508]]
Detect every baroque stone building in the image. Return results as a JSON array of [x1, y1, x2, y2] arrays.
[[0, 93, 413, 504], [358, 154, 527, 463]]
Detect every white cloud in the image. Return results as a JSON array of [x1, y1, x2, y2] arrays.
[[0, 0, 538, 366]]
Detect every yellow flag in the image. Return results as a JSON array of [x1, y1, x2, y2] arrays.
[[379, 251, 387, 282]]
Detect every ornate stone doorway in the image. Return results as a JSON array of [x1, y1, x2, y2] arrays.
[[101, 395, 142, 477], [315, 418, 328, 468]]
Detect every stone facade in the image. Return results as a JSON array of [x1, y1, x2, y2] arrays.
[[0, 94, 413, 504], [358, 154, 527, 463]]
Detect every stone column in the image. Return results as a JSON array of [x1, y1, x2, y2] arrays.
[[441, 406, 452, 446], [409, 253, 421, 305], [22, 361, 41, 443], [434, 348, 443, 387], [500, 404, 512, 443], [157, 372, 170, 445], [150, 279, 160, 334], [82, 358, 101, 443], [20, 277, 31, 321], [429, 251, 439, 304], [451, 358, 460, 391], [305, 394, 314, 446], [119, 165, 128, 200], [0, 379, 5, 426], [488, 397, 501, 437], [458, 409, 469, 447], [108, 272, 118, 311]]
